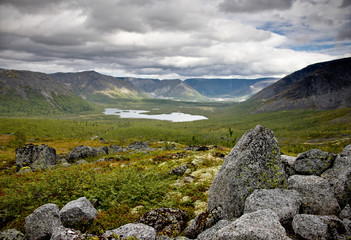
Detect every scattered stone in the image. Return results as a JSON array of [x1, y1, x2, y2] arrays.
[[293, 149, 337, 176], [17, 166, 33, 174], [75, 159, 89, 165], [96, 146, 108, 155], [281, 154, 296, 176], [208, 125, 287, 219], [292, 214, 346, 240], [213, 209, 289, 240], [24, 203, 62, 240], [51, 226, 82, 240], [109, 144, 123, 154], [183, 146, 209, 151], [288, 175, 340, 215], [67, 145, 97, 162], [169, 165, 187, 176], [99, 138, 106, 143], [103, 223, 156, 240], [183, 208, 222, 239], [16, 144, 56, 171], [0, 229, 25, 240], [322, 145, 351, 208], [59, 197, 98, 228], [244, 189, 302, 224], [127, 142, 150, 151], [136, 208, 187, 237], [197, 220, 231, 240], [339, 204, 351, 220]]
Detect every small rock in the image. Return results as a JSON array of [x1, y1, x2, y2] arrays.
[[0, 229, 25, 240], [51, 226, 82, 240], [281, 155, 296, 176], [339, 204, 351, 220], [59, 197, 98, 228], [127, 142, 150, 151], [24, 203, 62, 240], [292, 149, 337, 176], [75, 160, 89, 165], [292, 214, 346, 240], [96, 146, 108, 155], [288, 175, 341, 215], [136, 208, 187, 237], [213, 209, 289, 240], [103, 223, 156, 240], [109, 145, 123, 154], [16, 144, 57, 171], [169, 165, 187, 176], [17, 166, 33, 174], [244, 188, 302, 224], [197, 220, 231, 240]]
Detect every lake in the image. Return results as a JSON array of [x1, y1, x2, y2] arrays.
[[103, 108, 208, 122]]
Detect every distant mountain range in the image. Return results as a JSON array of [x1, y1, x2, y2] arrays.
[[1, 57, 350, 115], [250, 57, 351, 112]]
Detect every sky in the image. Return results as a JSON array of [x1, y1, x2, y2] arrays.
[[0, 0, 350, 79]]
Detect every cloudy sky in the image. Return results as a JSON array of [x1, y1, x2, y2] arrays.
[[0, 0, 350, 79]]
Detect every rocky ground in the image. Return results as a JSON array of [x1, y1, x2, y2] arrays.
[[1, 125, 351, 240]]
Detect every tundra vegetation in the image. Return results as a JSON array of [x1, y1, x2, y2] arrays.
[[0, 99, 350, 235]]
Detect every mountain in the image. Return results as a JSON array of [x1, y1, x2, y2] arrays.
[[127, 78, 208, 101], [250, 57, 351, 112], [184, 78, 277, 101], [0, 69, 94, 114], [51, 71, 149, 102]]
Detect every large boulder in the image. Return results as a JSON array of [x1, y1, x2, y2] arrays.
[[59, 197, 98, 228], [183, 208, 222, 239], [244, 188, 302, 224], [292, 149, 336, 176], [103, 223, 156, 240], [16, 144, 56, 171], [288, 175, 340, 215], [0, 229, 25, 240], [136, 208, 187, 237], [24, 203, 62, 240], [292, 214, 346, 240], [67, 145, 97, 162], [50, 226, 82, 240], [212, 209, 289, 240], [207, 125, 287, 219], [322, 143, 351, 208]]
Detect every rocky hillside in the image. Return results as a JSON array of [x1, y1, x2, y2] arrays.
[[185, 78, 277, 100], [127, 78, 208, 101], [51, 71, 150, 101], [0, 69, 94, 114], [250, 57, 351, 112], [2, 125, 350, 239]]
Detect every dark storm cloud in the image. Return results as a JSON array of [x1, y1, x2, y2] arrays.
[[219, 0, 295, 13]]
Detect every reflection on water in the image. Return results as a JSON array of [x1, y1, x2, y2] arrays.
[[103, 108, 208, 122]]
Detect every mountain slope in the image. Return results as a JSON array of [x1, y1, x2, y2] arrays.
[[250, 57, 351, 112], [128, 78, 208, 101], [0, 69, 94, 114], [185, 78, 277, 100], [51, 71, 149, 102]]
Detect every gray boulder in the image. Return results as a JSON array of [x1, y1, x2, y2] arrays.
[[208, 125, 287, 219], [0, 229, 25, 240], [67, 145, 97, 162], [169, 165, 187, 176], [281, 154, 297, 176], [136, 208, 187, 237], [127, 142, 150, 151], [59, 197, 98, 228], [244, 188, 302, 224], [50, 226, 82, 240], [322, 144, 351, 208], [293, 149, 337, 176], [16, 144, 56, 171], [183, 208, 222, 239], [24, 203, 62, 240], [212, 209, 289, 240], [197, 220, 231, 240], [103, 223, 156, 240], [292, 214, 346, 240], [96, 146, 108, 155], [109, 145, 123, 154], [288, 175, 341, 215]]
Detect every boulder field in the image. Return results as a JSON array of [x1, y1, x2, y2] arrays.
[[2, 125, 351, 239]]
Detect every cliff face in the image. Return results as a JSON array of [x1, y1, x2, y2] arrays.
[[250, 57, 351, 112]]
